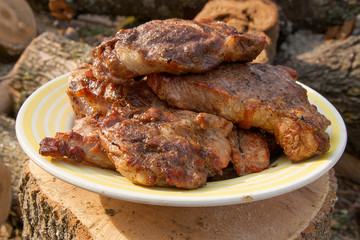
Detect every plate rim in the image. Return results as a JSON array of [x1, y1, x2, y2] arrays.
[[15, 72, 347, 207]]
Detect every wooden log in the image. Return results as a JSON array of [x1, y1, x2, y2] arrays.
[[0, 114, 26, 238], [273, 0, 360, 35], [0, 71, 13, 114], [45, 0, 208, 21], [0, 114, 27, 214], [324, 19, 357, 40], [48, 0, 75, 22], [19, 160, 337, 239], [0, 0, 37, 62], [9, 31, 93, 114], [28, 0, 359, 32], [0, 159, 11, 226], [334, 152, 360, 185], [275, 32, 360, 159], [194, 0, 279, 63]]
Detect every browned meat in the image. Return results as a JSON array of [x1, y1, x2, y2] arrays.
[[98, 105, 234, 189], [147, 63, 331, 162], [67, 64, 165, 118], [39, 116, 114, 170], [228, 127, 270, 176], [67, 65, 114, 117], [41, 65, 273, 189], [93, 18, 267, 84]]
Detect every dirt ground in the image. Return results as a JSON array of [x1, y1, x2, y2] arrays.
[[0, 11, 359, 240]]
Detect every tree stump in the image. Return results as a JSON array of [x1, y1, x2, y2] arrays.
[[19, 160, 337, 239], [9, 31, 93, 114]]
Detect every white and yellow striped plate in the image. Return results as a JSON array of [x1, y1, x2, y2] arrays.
[[16, 73, 347, 207]]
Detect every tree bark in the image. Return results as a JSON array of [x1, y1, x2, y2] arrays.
[[0, 115, 27, 211], [273, 0, 360, 35], [27, 0, 359, 32], [334, 152, 360, 184], [9, 31, 93, 114], [0, 159, 11, 226], [276, 32, 360, 159], [0, 72, 13, 115], [42, 0, 208, 21], [0, 114, 27, 237], [19, 160, 337, 240]]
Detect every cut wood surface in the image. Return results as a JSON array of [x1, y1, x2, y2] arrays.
[[194, 0, 279, 63], [0, 0, 37, 61], [9, 31, 93, 114], [276, 32, 360, 159], [20, 160, 337, 240]]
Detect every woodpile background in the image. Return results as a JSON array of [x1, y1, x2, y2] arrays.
[[0, 0, 359, 239]]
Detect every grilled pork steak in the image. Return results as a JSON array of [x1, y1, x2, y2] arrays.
[[228, 127, 270, 176], [147, 63, 331, 162], [39, 18, 329, 189], [93, 18, 267, 84], [39, 116, 114, 170], [39, 66, 273, 189], [67, 65, 165, 118], [98, 105, 234, 189]]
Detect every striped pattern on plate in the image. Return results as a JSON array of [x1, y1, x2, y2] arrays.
[[15, 73, 347, 207]]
